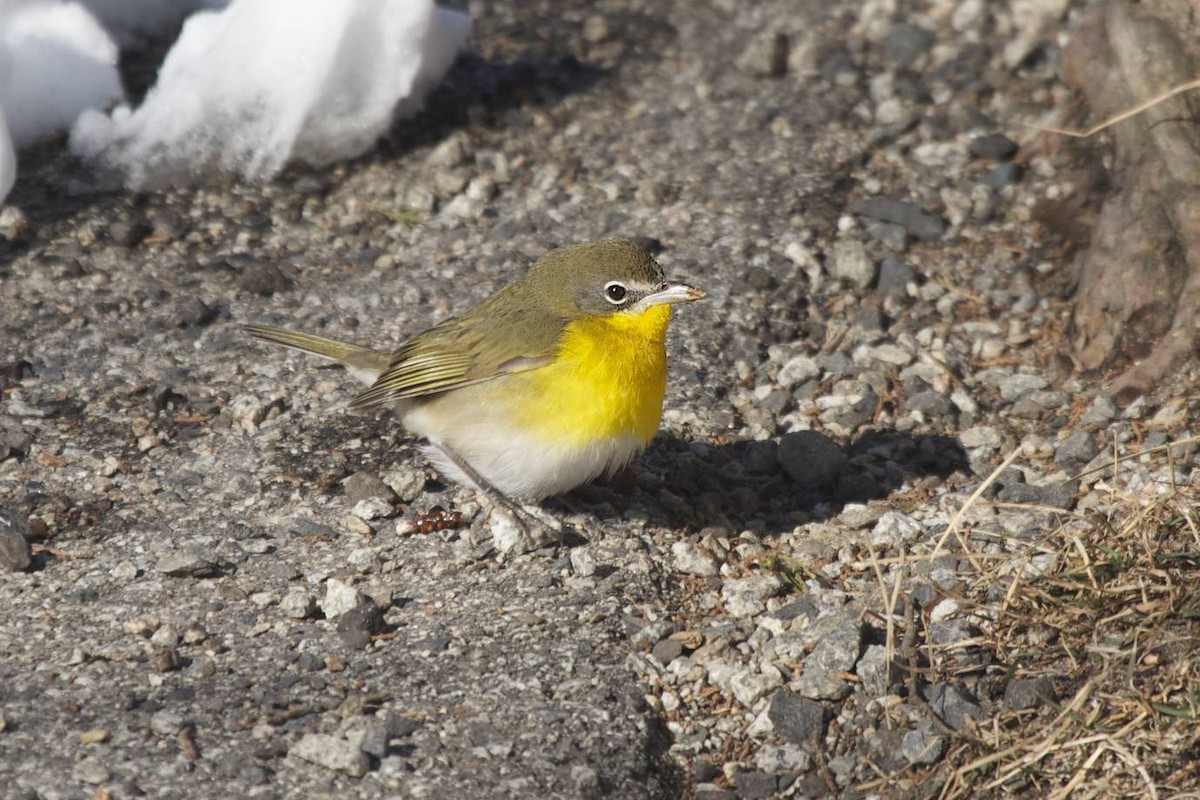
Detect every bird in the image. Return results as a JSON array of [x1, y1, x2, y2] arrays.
[[244, 238, 705, 513]]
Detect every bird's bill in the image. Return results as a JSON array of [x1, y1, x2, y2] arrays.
[[642, 283, 706, 307]]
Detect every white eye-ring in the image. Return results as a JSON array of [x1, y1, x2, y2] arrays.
[[604, 281, 629, 304]]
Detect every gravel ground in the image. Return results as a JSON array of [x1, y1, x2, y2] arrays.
[[4, 1, 1198, 798]]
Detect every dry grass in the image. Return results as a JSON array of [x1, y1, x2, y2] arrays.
[[922, 444, 1200, 799]]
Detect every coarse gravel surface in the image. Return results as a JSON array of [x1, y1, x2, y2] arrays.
[[4, 1, 1200, 799]]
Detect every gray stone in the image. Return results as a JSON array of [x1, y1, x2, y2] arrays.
[[290, 733, 370, 777], [876, 256, 917, 296], [851, 196, 946, 241], [983, 162, 1022, 189], [959, 426, 1002, 449], [1054, 431, 1100, 471], [156, 547, 224, 577], [901, 727, 945, 764], [871, 511, 923, 547], [755, 742, 812, 774], [778, 431, 845, 489], [995, 372, 1049, 401], [359, 720, 390, 759], [794, 668, 850, 700], [382, 464, 427, 502], [722, 574, 782, 618], [996, 479, 1078, 510], [732, 770, 777, 798], [280, 588, 317, 619], [651, 638, 684, 665], [908, 390, 955, 418], [807, 612, 862, 673], [320, 578, 363, 619], [731, 668, 783, 706], [926, 683, 984, 730], [735, 31, 788, 77], [569, 546, 598, 577], [1004, 677, 1056, 710], [968, 133, 1018, 160], [0, 510, 32, 572], [695, 787, 737, 800], [342, 471, 396, 504], [337, 601, 386, 650], [777, 355, 820, 388], [856, 644, 893, 695], [766, 691, 826, 743], [830, 239, 875, 288], [883, 22, 935, 65], [672, 540, 719, 577]]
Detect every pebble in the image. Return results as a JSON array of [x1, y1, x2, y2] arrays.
[[871, 511, 923, 547], [856, 644, 892, 694], [156, 547, 223, 577], [778, 431, 846, 489], [320, 578, 363, 619], [851, 197, 946, 241], [755, 742, 811, 774], [0, 509, 33, 572], [1054, 431, 1100, 471], [776, 355, 819, 388], [290, 733, 370, 777], [382, 464, 427, 502], [652, 638, 684, 665], [1003, 677, 1056, 710], [883, 22, 935, 65], [337, 601, 385, 650], [766, 691, 826, 744], [73, 758, 111, 785], [342, 471, 395, 504], [959, 426, 1002, 449], [901, 727, 944, 765], [805, 611, 862, 672], [722, 574, 782, 618], [351, 497, 394, 521], [732, 770, 777, 798], [875, 257, 916, 298], [968, 133, 1019, 160], [735, 31, 789, 77], [830, 239, 875, 288], [281, 588, 317, 619], [995, 479, 1078, 510], [926, 683, 984, 730], [671, 540, 719, 577], [730, 666, 784, 706], [569, 546, 598, 577]]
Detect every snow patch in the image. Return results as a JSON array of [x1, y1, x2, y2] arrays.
[[0, 0, 122, 145], [70, 0, 470, 186]]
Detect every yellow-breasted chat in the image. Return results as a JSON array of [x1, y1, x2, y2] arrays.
[[244, 238, 705, 505]]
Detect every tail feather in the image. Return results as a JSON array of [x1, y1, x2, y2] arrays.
[[243, 323, 391, 385]]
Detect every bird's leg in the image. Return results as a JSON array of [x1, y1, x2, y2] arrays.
[[430, 442, 562, 554]]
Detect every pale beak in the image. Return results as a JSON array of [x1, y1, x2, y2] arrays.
[[643, 282, 706, 307]]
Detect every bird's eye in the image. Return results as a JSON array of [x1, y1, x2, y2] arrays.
[[604, 282, 628, 304]]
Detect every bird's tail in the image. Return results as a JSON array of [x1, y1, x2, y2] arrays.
[[243, 324, 391, 385]]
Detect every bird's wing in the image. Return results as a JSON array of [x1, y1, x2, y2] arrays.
[[348, 301, 564, 408]]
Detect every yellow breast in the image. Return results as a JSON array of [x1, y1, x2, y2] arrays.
[[514, 305, 672, 447]]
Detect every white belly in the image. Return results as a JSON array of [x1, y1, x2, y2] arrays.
[[403, 401, 645, 500]]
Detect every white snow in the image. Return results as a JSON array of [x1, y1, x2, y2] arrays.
[[0, 0, 122, 145], [0, 106, 15, 204], [70, 0, 470, 186], [0, 0, 468, 206]]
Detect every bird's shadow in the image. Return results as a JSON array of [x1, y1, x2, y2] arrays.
[[556, 430, 969, 538]]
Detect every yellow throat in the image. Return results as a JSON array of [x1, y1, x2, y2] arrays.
[[513, 304, 672, 447]]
